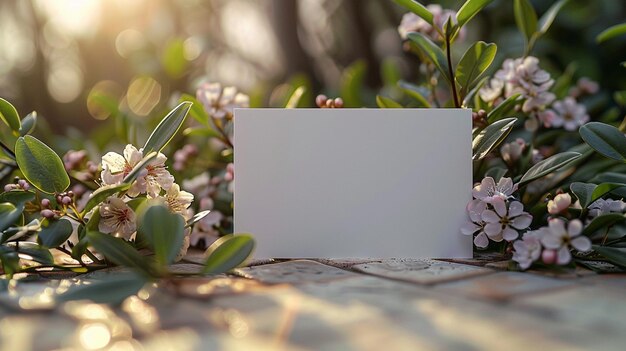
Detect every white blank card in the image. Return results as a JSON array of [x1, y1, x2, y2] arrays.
[[234, 108, 472, 258]]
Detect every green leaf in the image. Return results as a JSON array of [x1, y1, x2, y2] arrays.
[[583, 214, 626, 237], [202, 233, 255, 274], [487, 94, 521, 123], [56, 272, 148, 304], [19, 111, 37, 136], [82, 183, 131, 215], [590, 183, 626, 205], [376, 95, 403, 108], [519, 152, 582, 185], [398, 81, 431, 107], [457, 0, 494, 27], [0, 97, 21, 134], [285, 86, 307, 108], [392, 0, 433, 25], [143, 101, 192, 154], [538, 0, 569, 34], [407, 32, 450, 84], [37, 218, 73, 248], [8, 242, 54, 265], [178, 94, 210, 126], [122, 151, 157, 185], [0, 246, 19, 277], [340, 60, 367, 108], [472, 117, 517, 160], [570, 182, 596, 209], [514, 0, 538, 44], [15, 136, 70, 194], [0, 191, 34, 209], [87, 231, 155, 277], [456, 41, 497, 99], [182, 126, 222, 139], [138, 205, 185, 266], [0, 202, 23, 232], [186, 210, 211, 228], [593, 246, 626, 268], [580, 122, 626, 162], [596, 23, 626, 43]]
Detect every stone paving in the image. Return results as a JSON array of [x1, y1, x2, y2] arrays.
[[0, 253, 625, 350]]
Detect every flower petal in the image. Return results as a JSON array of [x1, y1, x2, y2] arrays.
[[571, 236, 591, 252], [481, 210, 500, 224], [502, 226, 519, 241], [508, 201, 524, 217], [474, 232, 489, 248], [484, 223, 503, 239], [461, 222, 480, 235], [548, 218, 566, 236], [541, 234, 562, 249], [492, 197, 507, 217], [511, 214, 532, 230], [567, 219, 583, 237], [556, 246, 571, 265]]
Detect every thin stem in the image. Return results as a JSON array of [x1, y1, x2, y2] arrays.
[[212, 117, 234, 149], [445, 33, 460, 108], [0, 140, 15, 159]]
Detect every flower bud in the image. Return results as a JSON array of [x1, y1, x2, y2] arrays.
[[315, 94, 328, 108], [542, 249, 557, 265], [41, 209, 55, 219], [41, 199, 51, 208]]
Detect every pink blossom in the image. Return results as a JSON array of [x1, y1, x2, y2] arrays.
[[461, 199, 490, 248], [397, 5, 465, 42], [540, 219, 591, 265], [512, 230, 544, 270], [472, 177, 517, 203], [481, 198, 532, 242], [550, 97, 589, 131]]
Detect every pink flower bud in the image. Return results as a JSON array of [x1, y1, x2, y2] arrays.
[[547, 193, 572, 215], [4, 184, 13, 192], [41, 209, 55, 219], [315, 94, 328, 108], [41, 199, 51, 208], [333, 98, 344, 108], [542, 249, 557, 265], [62, 196, 72, 205]]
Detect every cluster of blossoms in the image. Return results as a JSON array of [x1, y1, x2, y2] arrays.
[[97, 144, 194, 259], [196, 82, 249, 120], [397, 4, 466, 43], [462, 177, 532, 248], [479, 56, 591, 132], [315, 95, 344, 108]]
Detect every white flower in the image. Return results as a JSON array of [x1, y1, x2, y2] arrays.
[[500, 138, 526, 164], [472, 177, 517, 203], [481, 198, 532, 242], [100, 144, 174, 198], [165, 183, 194, 217], [397, 5, 465, 42], [550, 97, 589, 131], [182, 172, 213, 199], [196, 82, 249, 119], [190, 211, 223, 248], [540, 218, 591, 265], [461, 199, 490, 248], [547, 193, 572, 215], [480, 56, 554, 112], [588, 198, 626, 218], [98, 197, 136, 239], [512, 230, 544, 270]]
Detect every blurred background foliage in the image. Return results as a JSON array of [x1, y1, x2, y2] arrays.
[[0, 0, 624, 152]]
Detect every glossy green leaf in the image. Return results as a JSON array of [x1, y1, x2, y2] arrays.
[[138, 205, 185, 266], [87, 231, 155, 277], [83, 183, 131, 214], [0, 202, 23, 232], [285, 86, 307, 108], [514, 0, 537, 44], [487, 94, 521, 123], [19, 111, 37, 136], [590, 183, 626, 204], [580, 122, 626, 162], [178, 94, 209, 125], [9, 242, 54, 265], [37, 218, 73, 249], [0, 246, 19, 277], [392, 0, 433, 24], [143, 101, 192, 154], [0, 97, 21, 134], [457, 0, 494, 27], [1, 219, 40, 244], [583, 214, 626, 237], [0, 191, 34, 209], [407, 32, 450, 84], [519, 151, 582, 185], [56, 272, 148, 304], [376, 95, 403, 108], [203, 233, 255, 274], [122, 151, 157, 185], [456, 41, 497, 98], [593, 246, 626, 268], [472, 117, 517, 160], [538, 0, 569, 34], [596, 23, 626, 43], [182, 126, 222, 139], [570, 182, 596, 209], [15, 136, 70, 194]]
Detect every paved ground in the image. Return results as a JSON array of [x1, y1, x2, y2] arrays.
[[0, 252, 625, 350]]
